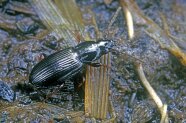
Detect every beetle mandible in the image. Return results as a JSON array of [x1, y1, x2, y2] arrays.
[[29, 40, 114, 86]]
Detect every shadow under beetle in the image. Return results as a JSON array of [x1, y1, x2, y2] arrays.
[[29, 40, 114, 86]]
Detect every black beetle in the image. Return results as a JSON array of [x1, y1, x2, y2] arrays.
[[29, 40, 114, 86]]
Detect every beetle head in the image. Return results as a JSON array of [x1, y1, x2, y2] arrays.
[[75, 40, 115, 63], [97, 39, 115, 54]]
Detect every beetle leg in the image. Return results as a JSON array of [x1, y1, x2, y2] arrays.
[[86, 62, 111, 68], [82, 60, 102, 67], [87, 62, 102, 67]]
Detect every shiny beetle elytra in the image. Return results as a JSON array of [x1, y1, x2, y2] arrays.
[[29, 40, 114, 86]]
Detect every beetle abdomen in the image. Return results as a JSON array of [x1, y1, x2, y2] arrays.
[[29, 48, 83, 86]]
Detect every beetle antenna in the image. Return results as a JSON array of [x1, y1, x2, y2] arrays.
[[110, 48, 145, 63]]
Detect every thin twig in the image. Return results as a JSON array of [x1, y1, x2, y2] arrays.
[[160, 104, 169, 123], [120, 0, 134, 39], [108, 7, 122, 30], [136, 63, 168, 123]]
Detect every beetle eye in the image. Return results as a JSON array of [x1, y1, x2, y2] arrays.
[[106, 42, 113, 48]]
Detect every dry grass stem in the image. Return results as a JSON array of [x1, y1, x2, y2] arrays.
[[136, 63, 168, 123], [120, 0, 134, 39], [103, 99, 116, 123], [120, 0, 186, 66], [160, 104, 169, 123], [108, 7, 122, 30]]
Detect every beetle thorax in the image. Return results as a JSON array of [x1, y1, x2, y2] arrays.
[[75, 40, 114, 64], [77, 43, 102, 63]]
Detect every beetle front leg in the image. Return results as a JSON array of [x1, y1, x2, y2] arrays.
[[83, 61, 102, 67], [86, 62, 111, 68], [88, 62, 102, 67]]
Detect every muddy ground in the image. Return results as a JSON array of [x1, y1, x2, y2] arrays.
[[0, 0, 185, 122]]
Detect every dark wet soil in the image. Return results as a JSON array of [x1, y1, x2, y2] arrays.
[[0, 0, 185, 122]]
